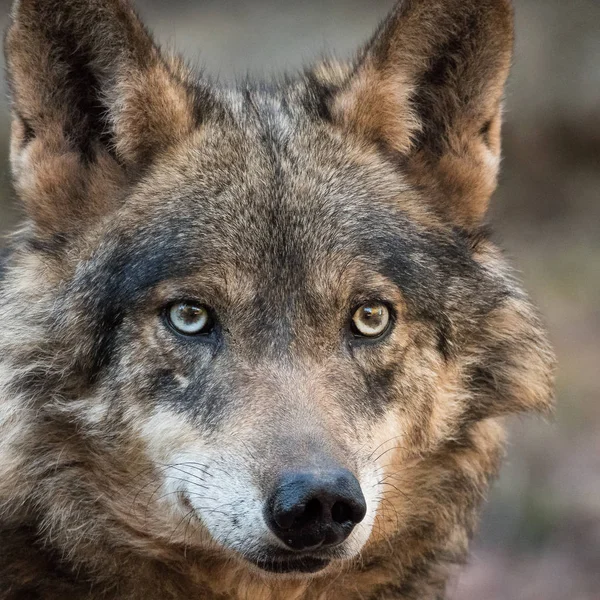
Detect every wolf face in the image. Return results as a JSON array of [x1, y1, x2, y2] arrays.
[[0, 0, 555, 597]]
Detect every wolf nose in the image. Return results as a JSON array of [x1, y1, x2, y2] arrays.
[[265, 469, 367, 551]]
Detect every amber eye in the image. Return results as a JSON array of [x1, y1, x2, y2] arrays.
[[351, 303, 391, 338], [166, 302, 213, 336]]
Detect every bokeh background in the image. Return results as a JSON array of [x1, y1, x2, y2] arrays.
[[0, 1, 598, 598]]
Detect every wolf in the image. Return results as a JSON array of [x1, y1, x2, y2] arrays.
[[0, 0, 555, 598]]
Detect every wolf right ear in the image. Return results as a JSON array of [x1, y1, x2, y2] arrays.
[[328, 0, 514, 229], [5, 0, 206, 234]]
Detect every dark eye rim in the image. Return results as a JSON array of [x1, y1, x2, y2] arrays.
[[349, 301, 395, 341], [162, 300, 217, 338]]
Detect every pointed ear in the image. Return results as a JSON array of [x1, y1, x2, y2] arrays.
[[5, 0, 204, 234], [330, 0, 514, 228]]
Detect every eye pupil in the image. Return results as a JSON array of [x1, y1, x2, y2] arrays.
[[352, 303, 391, 338], [180, 306, 202, 323]]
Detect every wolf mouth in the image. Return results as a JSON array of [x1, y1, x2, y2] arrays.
[[246, 553, 331, 574]]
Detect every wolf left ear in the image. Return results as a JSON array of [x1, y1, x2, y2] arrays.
[[5, 0, 204, 234], [329, 0, 514, 229]]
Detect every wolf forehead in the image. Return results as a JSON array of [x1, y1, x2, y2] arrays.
[[72, 89, 497, 329]]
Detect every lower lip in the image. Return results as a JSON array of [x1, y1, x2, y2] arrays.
[[250, 555, 331, 574]]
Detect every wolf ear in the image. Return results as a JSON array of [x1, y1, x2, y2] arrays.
[[5, 0, 203, 234], [330, 0, 514, 228]]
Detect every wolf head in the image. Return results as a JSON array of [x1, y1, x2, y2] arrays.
[[0, 0, 554, 588]]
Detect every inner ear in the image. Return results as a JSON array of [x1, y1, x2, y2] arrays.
[[5, 0, 209, 235], [46, 36, 117, 164], [327, 0, 514, 229]]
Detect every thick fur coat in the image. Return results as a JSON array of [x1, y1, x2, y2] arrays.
[[0, 1, 555, 598]]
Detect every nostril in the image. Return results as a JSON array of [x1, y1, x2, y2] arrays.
[[271, 503, 299, 530], [331, 500, 353, 525], [298, 498, 322, 527], [272, 497, 325, 530]]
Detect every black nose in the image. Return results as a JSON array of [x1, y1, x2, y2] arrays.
[[265, 469, 367, 551]]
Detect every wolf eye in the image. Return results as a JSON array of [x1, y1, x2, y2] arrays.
[[351, 303, 391, 338], [166, 302, 213, 336]]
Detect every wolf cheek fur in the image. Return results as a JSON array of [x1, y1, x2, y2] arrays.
[[0, 0, 555, 599]]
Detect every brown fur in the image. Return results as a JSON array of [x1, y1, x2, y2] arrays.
[[0, 1, 555, 599]]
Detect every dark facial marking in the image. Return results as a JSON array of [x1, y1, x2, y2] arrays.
[[68, 223, 194, 380]]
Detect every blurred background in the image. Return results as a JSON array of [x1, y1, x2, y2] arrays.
[[0, 1, 598, 598]]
